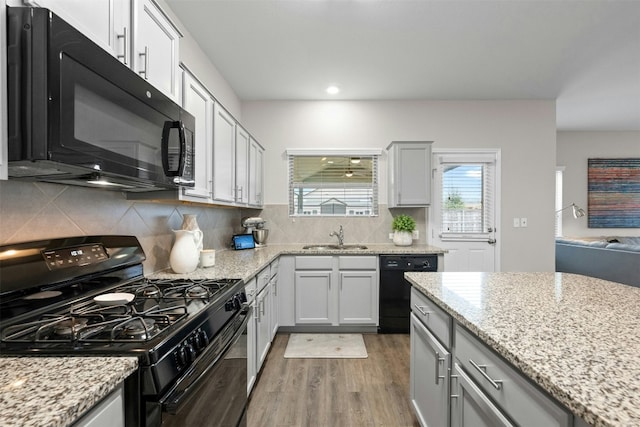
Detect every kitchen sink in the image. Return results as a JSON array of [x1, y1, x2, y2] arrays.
[[302, 244, 368, 250]]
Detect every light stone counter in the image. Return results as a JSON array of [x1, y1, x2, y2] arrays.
[[405, 271, 640, 427], [150, 243, 446, 281], [0, 356, 137, 427]]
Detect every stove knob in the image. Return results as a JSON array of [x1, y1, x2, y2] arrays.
[[176, 346, 188, 367], [198, 331, 209, 348], [233, 295, 242, 310], [239, 292, 247, 303], [185, 344, 197, 363]]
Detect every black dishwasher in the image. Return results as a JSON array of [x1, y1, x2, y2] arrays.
[[378, 255, 438, 333]]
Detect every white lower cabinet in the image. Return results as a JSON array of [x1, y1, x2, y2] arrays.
[[410, 313, 450, 427], [338, 270, 378, 324], [256, 281, 272, 370], [293, 256, 378, 327], [410, 288, 573, 427], [247, 260, 279, 395], [450, 362, 513, 427], [245, 277, 257, 395], [295, 270, 333, 324], [73, 385, 124, 427]]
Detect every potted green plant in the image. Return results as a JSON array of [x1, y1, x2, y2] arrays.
[[391, 214, 416, 246]]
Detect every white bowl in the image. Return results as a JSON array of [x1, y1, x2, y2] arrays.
[[93, 292, 135, 306]]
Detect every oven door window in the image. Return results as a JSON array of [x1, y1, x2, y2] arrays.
[[57, 54, 180, 182]]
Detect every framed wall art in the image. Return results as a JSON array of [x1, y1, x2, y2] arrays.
[[588, 158, 640, 228]]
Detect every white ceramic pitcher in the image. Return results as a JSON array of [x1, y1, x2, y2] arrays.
[[169, 229, 204, 274]]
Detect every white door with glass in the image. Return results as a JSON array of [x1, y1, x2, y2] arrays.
[[430, 150, 500, 272]]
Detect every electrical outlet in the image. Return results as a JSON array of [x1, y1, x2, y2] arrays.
[[412, 230, 419, 239], [513, 218, 521, 228], [520, 217, 528, 227], [389, 233, 394, 240]]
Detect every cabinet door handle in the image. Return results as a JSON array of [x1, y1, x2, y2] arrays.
[[116, 27, 128, 65], [413, 304, 432, 317], [139, 46, 149, 79], [469, 358, 503, 390], [435, 351, 446, 385]]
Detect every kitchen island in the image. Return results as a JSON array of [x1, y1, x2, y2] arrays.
[[405, 272, 640, 427], [0, 356, 137, 427]]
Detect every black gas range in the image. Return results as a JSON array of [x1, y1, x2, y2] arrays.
[[0, 235, 250, 427]]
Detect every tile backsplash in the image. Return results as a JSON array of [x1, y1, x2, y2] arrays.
[[0, 181, 243, 273], [0, 181, 428, 273], [254, 204, 427, 245]]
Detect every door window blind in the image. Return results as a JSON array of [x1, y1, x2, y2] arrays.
[[438, 155, 496, 238]]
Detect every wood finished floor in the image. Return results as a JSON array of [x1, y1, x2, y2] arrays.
[[247, 333, 419, 427]]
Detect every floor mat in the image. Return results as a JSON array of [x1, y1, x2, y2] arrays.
[[283, 333, 368, 358]]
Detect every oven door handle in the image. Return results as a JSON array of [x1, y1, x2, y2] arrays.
[[160, 305, 252, 414]]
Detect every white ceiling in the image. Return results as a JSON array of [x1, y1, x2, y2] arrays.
[[165, 0, 640, 131]]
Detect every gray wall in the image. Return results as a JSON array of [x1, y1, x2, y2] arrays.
[[557, 131, 640, 237], [242, 100, 557, 272]]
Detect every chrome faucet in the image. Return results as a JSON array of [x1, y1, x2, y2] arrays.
[[330, 225, 344, 246]]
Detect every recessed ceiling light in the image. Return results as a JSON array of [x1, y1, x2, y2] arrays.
[[326, 85, 340, 95]]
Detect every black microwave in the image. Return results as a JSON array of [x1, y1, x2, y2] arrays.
[[6, 7, 195, 191]]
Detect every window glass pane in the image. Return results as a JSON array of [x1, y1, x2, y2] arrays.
[[289, 155, 378, 216], [441, 164, 484, 233]]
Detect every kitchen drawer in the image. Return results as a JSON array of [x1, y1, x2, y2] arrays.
[[455, 325, 571, 427], [270, 258, 279, 278], [295, 256, 333, 270], [338, 256, 377, 270], [257, 267, 270, 292], [245, 277, 257, 303], [410, 287, 451, 348]]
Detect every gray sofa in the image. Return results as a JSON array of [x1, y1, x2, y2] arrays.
[[555, 236, 640, 288]]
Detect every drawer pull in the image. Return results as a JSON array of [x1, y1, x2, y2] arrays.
[[469, 358, 503, 390], [435, 351, 446, 385], [413, 304, 432, 317]]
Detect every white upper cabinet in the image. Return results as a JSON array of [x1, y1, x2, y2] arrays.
[[132, 0, 181, 100], [387, 141, 433, 207], [22, 0, 131, 64], [235, 126, 250, 205], [248, 138, 264, 208], [212, 104, 236, 203], [181, 68, 213, 201]]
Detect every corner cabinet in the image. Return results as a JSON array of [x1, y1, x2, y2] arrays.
[[387, 141, 433, 207]]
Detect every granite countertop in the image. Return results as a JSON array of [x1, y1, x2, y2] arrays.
[[150, 243, 446, 281], [0, 356, 137, 427], [405, 271, 640, 427]]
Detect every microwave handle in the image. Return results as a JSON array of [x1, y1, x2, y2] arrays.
[[161, 121, 186, 177]]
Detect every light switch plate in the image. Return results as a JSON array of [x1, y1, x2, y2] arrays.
[[520, 217, 528, 227], [513, 218, 521, 228], [412, 230, 419, 239]]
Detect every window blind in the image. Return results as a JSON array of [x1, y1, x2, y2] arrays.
[[288, 155, 379, 216]]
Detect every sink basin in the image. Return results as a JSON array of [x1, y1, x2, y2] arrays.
[[303, 244, 368, 250]]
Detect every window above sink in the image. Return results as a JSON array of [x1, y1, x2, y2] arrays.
[[287, 149, 382, 217]]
